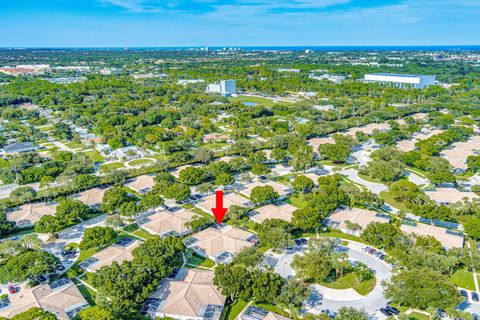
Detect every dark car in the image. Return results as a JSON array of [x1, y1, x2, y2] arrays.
[[385, 306, 399, 315], [460, 289, 468, 298], [472, 292, 479, 302], [380, 308, 392, 316]]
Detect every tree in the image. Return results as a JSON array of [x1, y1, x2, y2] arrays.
[[215, 172, 234, 186], [179, 167, 206, 186], [250, 185, 279, 204], [251, 163, 270, 176], [163, 183, 191, 201], [105, 214, 124, 230], [463, 217, 480, 240], [80, 227, 117, 250], [231, 247, 264, 268], [9, 186, 37, 205], [258, 219, 294, 251], [76, 306, 113, 320], [335, 307, 368, 320], [139, 193, 165, 212], [414, 235, 443, 254], [52, 122, 73, 140], [225, 205, 249, 225], [317, 143, 351, 164], [383, 268, 461, 310], [361, 222, 401, 249], [193, 148, 214, 164], [19, 234, 42, 251], [0, 250, 61, 283], [9, 307, 57, 320], [35, 215, 62, 235], [101, 187, 132, 213], [389, 180, 421, 204], [291, 175, 314, 194], [276, 279, 310, 319], [55, 198, 90, 223]]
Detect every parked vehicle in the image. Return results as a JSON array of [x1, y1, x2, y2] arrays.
[[472, 292, 479, 302], [380, 308, 392, 316], [385, 306, 399, 315], [7, 285, 16, 294], [460, 289, 468, 298]]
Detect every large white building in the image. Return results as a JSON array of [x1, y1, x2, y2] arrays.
[[206, 80, 236, 96], [363, 73, 436, 88]]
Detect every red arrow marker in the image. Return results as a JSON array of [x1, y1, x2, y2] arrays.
[[211, 190, 228, 224]]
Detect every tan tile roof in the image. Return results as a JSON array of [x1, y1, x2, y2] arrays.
[[426, 188, 479, 204], [88, 240, 140, 272], [400, 222, 463, 250], [251, 203, 296, 223], [189, 225, 254, 259], [397, 129, 445, 152], [75, 188, 107, 206], [343, 123, 390, 137], [7, 203, 58, 226], [126, 175, 155, 192], [196, 193, 250, 214], [440, 136, 480, 170], [140, 209, 199, 236], [326, 207, 390, 231], [264, 312, 290, 320], [307, 137, 334, 148], [240, 181, 290, 198], [0, 281, 88, 320], [150, 269, 225, 318]]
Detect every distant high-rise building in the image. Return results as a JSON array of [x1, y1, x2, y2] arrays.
[[206, 80, 236, 96], [363, 73, 436, 89]]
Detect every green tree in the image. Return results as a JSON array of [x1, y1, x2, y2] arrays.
[[291, 175, 314, 194], [179, 167, 206, 186], [0, 251, 61, 283], [76, 306, 113, 320], [335, 307, 368, 320], [55, 198, 90, 223], [101, 187, 132, 213], [250, 185, 279, 204], [361, 222, 401, 249], [80, 226, 117, 250], [215, 172, 234, 186], [383, 268, 461, 310]]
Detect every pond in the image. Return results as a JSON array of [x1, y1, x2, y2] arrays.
[[241, 101, 258, 106]]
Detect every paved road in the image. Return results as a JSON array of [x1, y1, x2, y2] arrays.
[[405, 171, 430, 187], [340, 168, 388, 194], [267, 242, 392, 314]]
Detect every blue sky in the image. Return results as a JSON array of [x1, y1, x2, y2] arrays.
[[0, 0, 479, 47]]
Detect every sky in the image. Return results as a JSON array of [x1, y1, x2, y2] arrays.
[[0, 0, 479, 47]]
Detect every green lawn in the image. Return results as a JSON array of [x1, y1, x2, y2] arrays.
[[186, 252, 215, 268], [287, 194, 309, 209], [321, 272, 376, 296], [65, 141, 84, 149], [380, 190, 410, 212], [407, 312, 430, 320], [76, 284, 96, 305], [128, 158, 154, 166], [320, 229, 366, 244], [133, 228, 156, 240], [450, 269, 476, 291], [222, 300, 248, 320], [100, 162, 125, 171], [123, 223, 140, 232], [83, 150, 105, 163], [357, 172, 385, 184]]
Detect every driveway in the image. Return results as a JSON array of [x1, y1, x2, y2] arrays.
[[265, 241, 392, 313], [405, 171, 429, 187]]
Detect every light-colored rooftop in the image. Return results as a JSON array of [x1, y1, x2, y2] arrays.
[[75, 187, 107, 207], [188, 225, 255, 259], [87, 239, 140, 272], [400, 221, 464, 250], [307, 137, 335, 149], [440, 136, 480, 170], [251, 203, 297, 223], [397, 129, 445, 152], [343, 123, 390, 137], [426, 188, 479, 204], [197, 193, 250, 214], [149, 269, 225, 319], [325, 207, 391, 233], [126, 174, 155, 193], [0, 280, 88, 320], [6, 202, 57, 226], [140, 209, 199, 236]]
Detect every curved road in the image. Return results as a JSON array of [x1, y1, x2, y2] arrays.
[[266, 241, 392, 313]]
